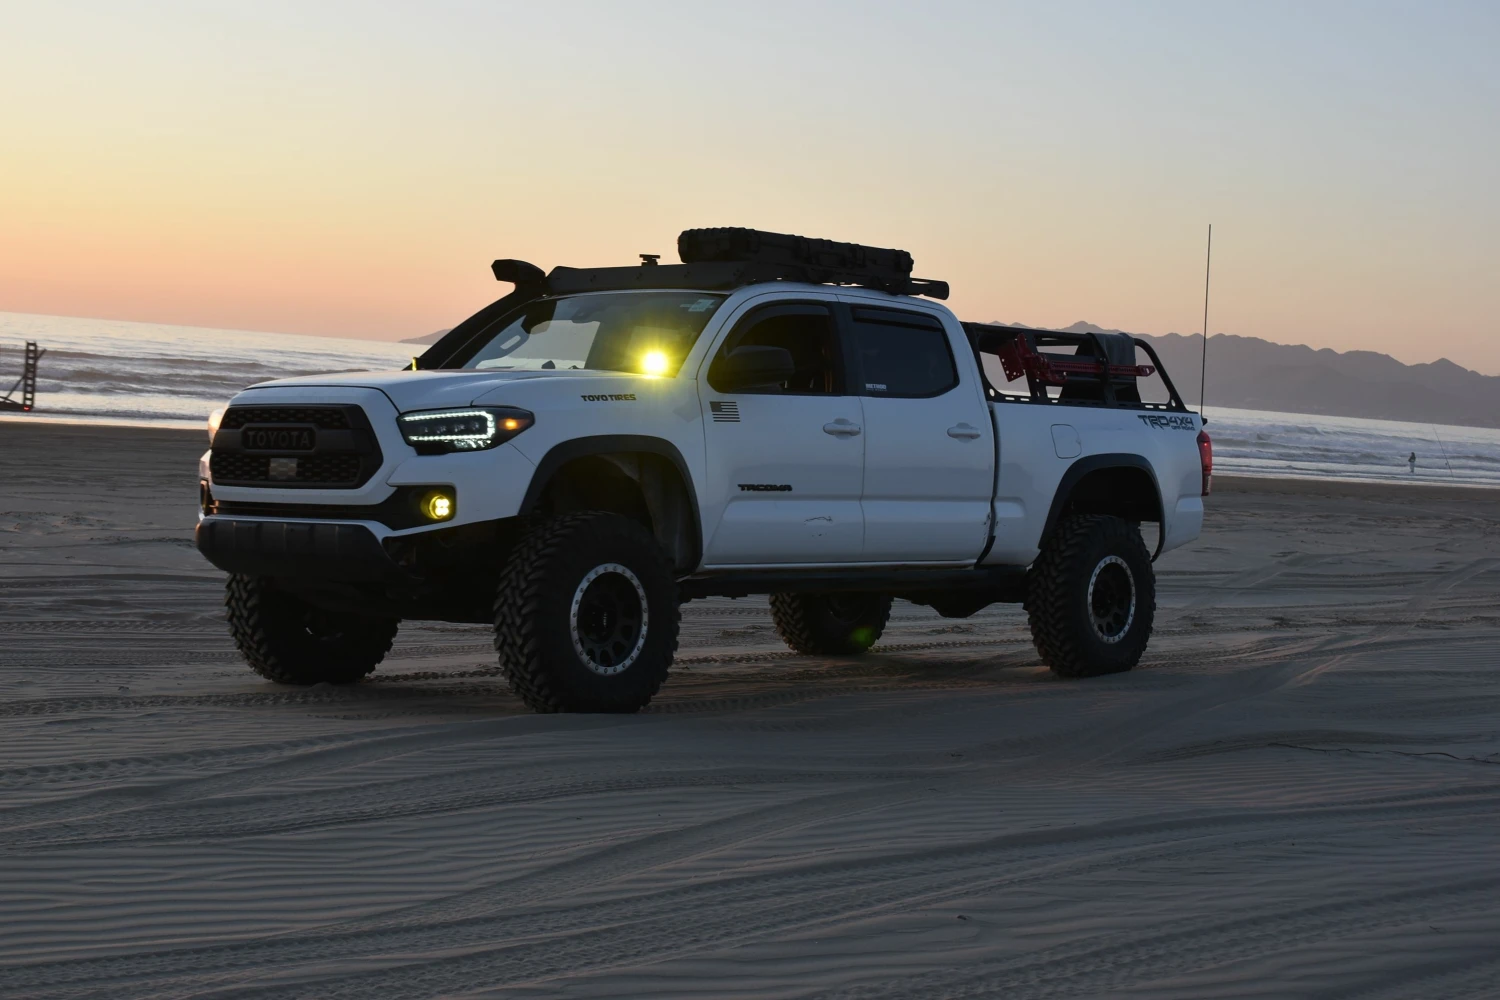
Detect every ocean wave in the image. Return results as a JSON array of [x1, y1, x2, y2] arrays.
[[6, 312, 1500, 488]]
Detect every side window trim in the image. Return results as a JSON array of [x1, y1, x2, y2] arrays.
[[849, 305, 946, 330], [708, 300, 849, 396], [843, 304, 960, 399]]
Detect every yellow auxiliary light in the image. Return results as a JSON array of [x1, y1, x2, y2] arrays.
[[419, 489, 455, 522], [641, 350, 669, 376]]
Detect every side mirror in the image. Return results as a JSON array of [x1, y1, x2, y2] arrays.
[[713, 345, 796, 391]]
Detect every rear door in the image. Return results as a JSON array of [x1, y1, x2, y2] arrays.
[[846, 304, 994, 563], [697, 301, 866, 566]]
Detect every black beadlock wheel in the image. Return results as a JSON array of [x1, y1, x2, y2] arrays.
[[769, 592, 892, 656], [224, 574, 398, 684], [493, 511, 679, 713], [1025, 515, 1155, 678]]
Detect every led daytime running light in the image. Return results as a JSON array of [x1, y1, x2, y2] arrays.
[[401, 409, 496, 445]]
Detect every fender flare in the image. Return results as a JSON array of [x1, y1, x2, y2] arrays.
[[520, 435, 703, 569], [1040, 453, 1166, 560]]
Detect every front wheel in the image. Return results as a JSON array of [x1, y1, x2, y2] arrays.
[[225, 575, 398, 684], [769, 592, 892, 655], [1026, 515, 1154, 678], [494, 511, 679, 713]]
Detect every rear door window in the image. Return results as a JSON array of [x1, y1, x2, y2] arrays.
[[848, 306, 958, 398]]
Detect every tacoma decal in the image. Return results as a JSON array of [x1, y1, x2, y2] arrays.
[[1137, 414, 1196, 431], [738, 483, 792, 492], [580, 393, 637, 402]]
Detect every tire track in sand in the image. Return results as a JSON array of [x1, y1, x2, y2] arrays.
[[9, 792, 1499, 1000]]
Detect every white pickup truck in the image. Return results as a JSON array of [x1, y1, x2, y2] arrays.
[[196, 229, 1210, 712]]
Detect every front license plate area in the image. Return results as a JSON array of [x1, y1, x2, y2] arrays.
[[241, 425, 317, 452]]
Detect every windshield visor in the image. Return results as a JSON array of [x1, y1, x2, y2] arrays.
[[459, 291, 726, 376]]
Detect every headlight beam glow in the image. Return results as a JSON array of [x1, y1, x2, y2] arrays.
[[641, 350, 669, 376]]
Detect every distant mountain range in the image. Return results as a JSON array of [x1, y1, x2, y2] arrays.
[[401, 319, 1498, 429], [1003, 321, 1500, 430]]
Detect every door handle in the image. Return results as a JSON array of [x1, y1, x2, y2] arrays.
[[823, 419, 862, 437], [947, 423, 982, 440]]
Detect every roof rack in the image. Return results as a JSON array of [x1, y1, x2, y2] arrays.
[[493, 228, 948, 300], [419, 229, 948, 369]]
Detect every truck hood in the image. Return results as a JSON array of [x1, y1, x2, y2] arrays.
[[244, 368, 617, 412]]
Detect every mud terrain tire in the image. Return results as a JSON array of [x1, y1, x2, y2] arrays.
[[1026, 514, 1154, 678], [225, 574, 397, 684], [494, 511, 679, 713], [769, 592, 892, 655]]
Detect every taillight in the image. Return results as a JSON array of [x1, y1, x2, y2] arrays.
[[1197, 430, 1213, 496]]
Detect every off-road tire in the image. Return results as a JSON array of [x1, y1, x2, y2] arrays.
[[769, 592, 892, 655], [494, 511, 679, 713], [225, 574, 397, 684], [1026, 514, 1154, 678]]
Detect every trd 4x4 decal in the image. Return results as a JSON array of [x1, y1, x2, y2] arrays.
[[1137, 414, 1196, 431]]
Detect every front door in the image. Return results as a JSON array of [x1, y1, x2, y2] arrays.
[[698, 301, 865, 566], [845, 304, 995, 563]]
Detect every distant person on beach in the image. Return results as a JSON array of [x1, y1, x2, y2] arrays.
[[1409, 452, 1417, 474]]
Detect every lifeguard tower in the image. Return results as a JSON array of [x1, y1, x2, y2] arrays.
[[0, 341, 44, 413]]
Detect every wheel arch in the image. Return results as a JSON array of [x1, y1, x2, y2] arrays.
[[1041, 454, 1165, 558], [521, 435, 702, 573]]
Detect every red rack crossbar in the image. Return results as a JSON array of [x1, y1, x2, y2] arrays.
[[997, 335, 1154, 387]]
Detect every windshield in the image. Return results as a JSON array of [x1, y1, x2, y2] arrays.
[[458, 291, 726, 376]]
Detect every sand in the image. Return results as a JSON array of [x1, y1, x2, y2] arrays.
[[2, 421, 1499, 999]]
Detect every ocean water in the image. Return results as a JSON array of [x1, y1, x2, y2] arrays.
[[3, 311, 1498, 488], [1202, 406, 1500, 487], [0, 311, 413, 428]]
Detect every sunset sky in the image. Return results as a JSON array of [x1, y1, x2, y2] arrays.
[[3, 2, 1498, 372]]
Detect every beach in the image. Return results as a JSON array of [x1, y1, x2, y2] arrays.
[[3, 421, 1499, 997]]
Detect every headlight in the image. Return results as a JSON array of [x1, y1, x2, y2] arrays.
[[207, 407, 226, 443], [397, 406, 534, 455]]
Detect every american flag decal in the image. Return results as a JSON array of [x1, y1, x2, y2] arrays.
[[710, 401, 740, 423]]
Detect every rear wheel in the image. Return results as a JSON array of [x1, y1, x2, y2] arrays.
[[225, 575, 397, 684], [1026, 515, 1154, 678], [769, 592, 892, 655], [494, 511, 679, 713]]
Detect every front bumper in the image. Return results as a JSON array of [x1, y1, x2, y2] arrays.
[[196, 517, 405, 582]]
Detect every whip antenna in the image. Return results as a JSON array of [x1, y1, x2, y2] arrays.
[[1199, 224, 1212, 421]]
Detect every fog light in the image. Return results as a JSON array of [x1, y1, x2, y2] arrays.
[[420, 489, 455, 522]]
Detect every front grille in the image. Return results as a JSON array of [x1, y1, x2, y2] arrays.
[[211, 404, 380, 489], [220, 407, 351, 430], [210, 452, 364, 487]]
